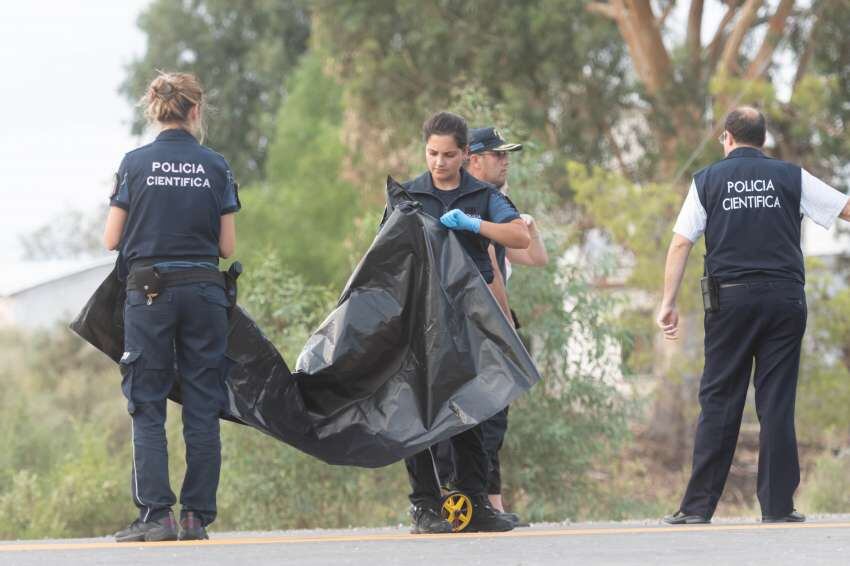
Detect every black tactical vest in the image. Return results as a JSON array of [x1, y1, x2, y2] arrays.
[[695, 147, 804, 284], [392, 170, 496, 283]]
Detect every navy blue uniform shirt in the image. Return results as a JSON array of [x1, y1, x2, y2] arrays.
[[110, 128, 240, 267], [399, 169, 520, 283]]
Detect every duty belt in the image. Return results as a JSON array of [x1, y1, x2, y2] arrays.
[[126, 266, 225, 305]]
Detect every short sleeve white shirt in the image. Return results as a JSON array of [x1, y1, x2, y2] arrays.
[[672, 181, 707, 242]]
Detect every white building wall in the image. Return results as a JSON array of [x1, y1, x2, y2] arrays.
[[0, 263, 113, 331], [802, 217, 850, 257]]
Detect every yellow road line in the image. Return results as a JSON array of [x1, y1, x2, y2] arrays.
[[3, 522, 850, 553]]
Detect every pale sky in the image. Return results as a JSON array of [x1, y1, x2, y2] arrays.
[[0, 1, 151, 262]]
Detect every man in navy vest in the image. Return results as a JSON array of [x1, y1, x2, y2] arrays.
[[657, 107, 850, 525]]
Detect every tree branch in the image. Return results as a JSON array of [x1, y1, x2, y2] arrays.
[[586, 2, 620, 20], [622, 0, 674, 95], [687, 0, 705, 75], [719, 0, 763, 75], [745, 0, 795, 80], [793, 1, 825, 90], [658, 0, 677, 28], [707, 1, 741, 71], [602, 121, 631, 176], [587, 1, 676, 104]]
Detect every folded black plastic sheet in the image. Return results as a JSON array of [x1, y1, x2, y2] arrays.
[[71, 179, 541, 467], [71, 262, 127, 364]]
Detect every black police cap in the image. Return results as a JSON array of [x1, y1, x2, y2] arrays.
[[468, 127, 523, 154]]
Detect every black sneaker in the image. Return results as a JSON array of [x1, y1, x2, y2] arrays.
[[498, 511, 522, 526], [762, 510, 805, 523], [464, 497, 514, 532], [662, 511, 710, 525], [179, 511, 209, 540], [115, 511, 178, 542], [411, 504, 453, 534]]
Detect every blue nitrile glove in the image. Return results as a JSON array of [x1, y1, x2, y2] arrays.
[[440, 209, 481, 233]]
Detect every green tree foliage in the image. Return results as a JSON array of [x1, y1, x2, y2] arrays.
[[0, 330, 130, 539], [797, 451, 850, 514], [314, 0, 631, 198], [584, 1, 850, 181], [796, 258, 850, 443], [237, 51, 367, 287], [503, 257, 631, 519], [783, 0, 850, 174], [236, 249, 336, 360], [568, 164, 705, 386], [122, 0, 311, 184]]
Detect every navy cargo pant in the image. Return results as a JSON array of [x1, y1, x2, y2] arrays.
[[680, 280, 806, 519], [121, 282, 230, 526], [435, 407, 508, 494], [406, 424, 488, 507]]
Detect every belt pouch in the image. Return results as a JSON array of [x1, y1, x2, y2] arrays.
[[700, 275, 719, 313], [131, 266, 162, 296]]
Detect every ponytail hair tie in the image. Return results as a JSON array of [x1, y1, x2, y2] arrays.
[[153, 81, 176, 100]]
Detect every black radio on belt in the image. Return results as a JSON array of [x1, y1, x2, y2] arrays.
[[701, 255, 719, 313], [700, 275, 719, 313], [224, 261, 243, 309]]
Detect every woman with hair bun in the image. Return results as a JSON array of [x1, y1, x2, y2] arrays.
[[103, 71, 240, 542]]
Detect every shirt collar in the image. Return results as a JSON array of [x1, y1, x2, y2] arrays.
[[155, 128, 198, 143], [725, 146, 766, 160], [405, 169, 493, 201]]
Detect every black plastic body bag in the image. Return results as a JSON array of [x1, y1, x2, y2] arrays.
[[71, 178, 541, 468]]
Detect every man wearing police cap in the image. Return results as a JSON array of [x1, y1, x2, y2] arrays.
[[467, 127, 548, 279], [467, 127, 527, 322], [657, 106, 850, 525]]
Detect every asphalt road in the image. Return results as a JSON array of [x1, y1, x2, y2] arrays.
[[2, 516, 848, 566]]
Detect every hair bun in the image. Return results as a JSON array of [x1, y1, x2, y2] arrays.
[[142, 71, 205, 139], [153, 81, 175, 100]]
